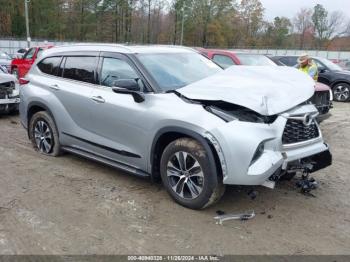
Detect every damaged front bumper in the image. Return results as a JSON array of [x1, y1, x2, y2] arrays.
[[0, 97, 20, 113], [0, 97, 20, 105], [208, 104, 332, 186]]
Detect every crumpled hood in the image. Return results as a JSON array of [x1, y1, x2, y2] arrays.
[[178, 66, 315, 116]]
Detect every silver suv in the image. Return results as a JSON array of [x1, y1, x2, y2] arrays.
[[20, 44, 332, 209]]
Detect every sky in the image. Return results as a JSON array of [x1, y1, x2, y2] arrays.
[[259, 0, 350, 21]]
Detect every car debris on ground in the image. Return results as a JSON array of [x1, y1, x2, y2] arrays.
[[214, 210, 255, 225]]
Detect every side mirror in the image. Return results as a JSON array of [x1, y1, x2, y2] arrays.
[[112, 79, 145, 103], [319, 67, 327, 73]]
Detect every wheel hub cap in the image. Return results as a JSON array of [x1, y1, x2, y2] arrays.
[[167, 151, 204, 199], [334, 85, 350, 101], [34, 120, 53, 153]]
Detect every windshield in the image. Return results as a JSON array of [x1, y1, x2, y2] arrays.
[[236, 54, 277, 66], [317, 57, 343, 71], [137, 53, 222, 91], [0, 52, 11, 60]]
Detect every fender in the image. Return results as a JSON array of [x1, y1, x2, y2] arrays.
[[150, 126, 220, 182]]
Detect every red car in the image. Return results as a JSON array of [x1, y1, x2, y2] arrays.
[[197, 48, 332, 115], [11, 45, 53, 79], [198, 48, 278, 67]]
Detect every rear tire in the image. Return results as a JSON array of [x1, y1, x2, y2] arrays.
[[333, 83, 350, 102], [160, 138, 225, 209], [29, 111, 61, 156]]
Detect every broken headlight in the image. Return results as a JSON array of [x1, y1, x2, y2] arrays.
[[206, 104, 277, 124], [206, 106, 238, 122]]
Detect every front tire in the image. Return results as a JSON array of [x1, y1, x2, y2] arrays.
[[160, 138, 225, 209], [29, 111, 61, 156], [333, 83, 350, 102]]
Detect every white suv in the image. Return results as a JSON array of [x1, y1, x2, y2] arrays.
[[19, 44, 332, 209]]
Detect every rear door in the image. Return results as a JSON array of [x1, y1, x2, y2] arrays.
[[51, 54, 98, 134]]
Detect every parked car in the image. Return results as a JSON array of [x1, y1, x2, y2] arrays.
[[338, 60, 350, 71], [273, 55, 350, 102], [200, 49, 332, 115], [0, 51, 12, 72], [0, 68, 20, 114], [198, 49, 278, 68], [11, 45, 53, 79], [14, 48, 28, 58], [19, 45, 331, 209]]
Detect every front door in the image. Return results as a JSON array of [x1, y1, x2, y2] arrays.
[[89, 53, 151, 169]]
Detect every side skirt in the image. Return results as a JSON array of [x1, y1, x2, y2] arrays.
[[61, 146, 150, 178]]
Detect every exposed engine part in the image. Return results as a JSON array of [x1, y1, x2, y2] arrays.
[[295, 169, 318, 196], [204, 101, 278, 123]]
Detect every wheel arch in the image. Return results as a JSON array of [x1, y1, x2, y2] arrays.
[[331, 80, 350, 89], [27, 101, 57, 138], [150, 127, 223, 183]]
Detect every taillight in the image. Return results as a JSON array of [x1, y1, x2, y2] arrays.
[[19, 78, 30, 85]]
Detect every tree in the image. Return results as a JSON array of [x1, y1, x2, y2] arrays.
[[238, 0, 264, 46], [293, 8, 313, 49], [271, 16, 292, 47], [312, 4, 344, 48]]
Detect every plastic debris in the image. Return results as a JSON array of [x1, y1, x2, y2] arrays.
[[214, 210, 255, 225]]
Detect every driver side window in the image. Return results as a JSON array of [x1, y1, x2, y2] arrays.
[[314, 60, 326, 71], [100, 57, 139, 87]]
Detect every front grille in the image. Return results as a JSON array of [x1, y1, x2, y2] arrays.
[[282, 119, 319, 144]]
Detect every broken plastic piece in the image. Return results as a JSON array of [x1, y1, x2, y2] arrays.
[[214, 210, 255, 225], [262, 180, 275, 189]]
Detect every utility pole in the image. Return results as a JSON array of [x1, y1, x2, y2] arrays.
[[24, 0, 31, 48], [180, 6, 185, 45]]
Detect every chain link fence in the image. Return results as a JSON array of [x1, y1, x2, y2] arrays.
[[1, 38, 350, 60]]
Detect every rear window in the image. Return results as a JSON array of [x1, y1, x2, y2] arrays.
[[37, 57, 62, 76], [62, 56, 97, 84]]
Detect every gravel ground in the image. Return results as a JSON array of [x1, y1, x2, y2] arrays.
[[0, 102, 349, 255]]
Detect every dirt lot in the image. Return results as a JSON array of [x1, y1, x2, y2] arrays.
[[0, 102, 349, 255]]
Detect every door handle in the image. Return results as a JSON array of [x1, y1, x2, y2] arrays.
[[91, 96, 105, 103], [50, 84, 60, 91]]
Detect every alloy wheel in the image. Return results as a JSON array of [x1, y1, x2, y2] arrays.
[[167, 151, 204, 199], [34, 120, 53, 153], [334, 85, 350, 101]]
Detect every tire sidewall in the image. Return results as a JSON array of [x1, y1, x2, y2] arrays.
[[160, 139, 219, 209], [29, 111, 61, 156]]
